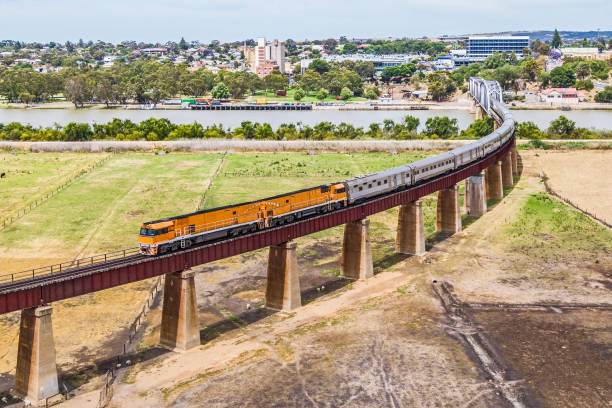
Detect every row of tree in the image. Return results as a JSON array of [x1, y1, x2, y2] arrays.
[[0, 115, 490, 141], [3, 115, 607, 142]]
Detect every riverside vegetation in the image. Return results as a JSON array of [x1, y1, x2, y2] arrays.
[[0, 115, 610, 142]]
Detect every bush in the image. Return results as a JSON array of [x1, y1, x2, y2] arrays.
[[211, 82, 230, 99], [340, 87, 353, 100], [316, 88, 328, 101], [424, 116, 458, 139], [594, 86, 612, 103], [293, 87, 306, 101], [516, 121, 544, 139], [548, 116, 576, 138], [575, 79, 594, 91], [365, 87, 381, 100]]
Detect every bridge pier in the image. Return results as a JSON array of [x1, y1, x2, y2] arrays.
[[160, 270, 200, 351], [501, 152, 514, 188], [396, 201, 426, 256], [511, 142, 519, 177], [486, 161, 503, 201], [342, 218, 374, 280], [15, 306, 59, 405], [465, 172, 487, 217], [265, 241, 301, 311], [436, 184, 462, 234]]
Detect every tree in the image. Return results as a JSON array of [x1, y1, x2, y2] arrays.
[[64, 75, 92, 107], [299, 71, 322, 93], [179, 37, 188, 50], [494, 64, 520, 90], [460, 117, 494, 139], [323, 38, 338, 54], [316, 88, 328, 100], [340, 86, 353, 100], [575, 79, 594, 91], [293, 87, 306, 101], [594, 86, 612, 103], [520, 59, 540, 82], [211, 82, 230, 99], [424, 116, 458, 139], [575, 61, 591, 80], [342, 43, 358, 54], [353, 61, 375, 79], [548, 115, 576, 138], [309, 59, 330, 74], [551, 29, 562, 49], [403, 115, 420, 133], [549, 66, 576, 88], [63, 122, 93, 141], [365, 87, 379, 99], [515, 121, 544, 139]]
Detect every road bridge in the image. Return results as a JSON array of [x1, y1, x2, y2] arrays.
[[0, 77, 518, 405]]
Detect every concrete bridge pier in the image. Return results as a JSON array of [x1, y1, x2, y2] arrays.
[[501, 152, 514, 188], [511, 141, 519, 177], [15, 305, 59, 405], [160, 270, 200, 351], [486, 161, 504, 201], [265, 241, 301, 311], [396, 201, 426, 256], [436, 184, 462, 234], [465, 172, 487, 217], [342, 218, 374, 280]]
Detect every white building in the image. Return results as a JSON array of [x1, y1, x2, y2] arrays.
[[540, 88, 583, 105], [254, 37, 286, 75]]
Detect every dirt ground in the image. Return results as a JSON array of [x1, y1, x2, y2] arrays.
[[3, 148, 611, 408], [524, 150, 612, 224]]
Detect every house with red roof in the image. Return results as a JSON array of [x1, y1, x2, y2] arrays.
[[539, 88, 584, 105]]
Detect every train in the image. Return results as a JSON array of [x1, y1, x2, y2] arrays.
[[138, 98, 514, 256]]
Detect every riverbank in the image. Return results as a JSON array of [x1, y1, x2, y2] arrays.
[[1, 139, 609, 153], [2, 100, 612, 111]]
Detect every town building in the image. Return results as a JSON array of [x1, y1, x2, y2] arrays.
[[300, 54, 423, 73], [560, 47, 612, 61], [251, 37, 286, 77], [539, 88, 583, 105], [453, 36, 530, 66]]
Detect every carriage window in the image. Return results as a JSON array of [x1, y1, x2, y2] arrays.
[[335, 187, 346, 194], [368, 184, 372, 188], [377, 181, 381, 186], [233, 211, 236, 215], [285, 199, 289, 203], [384, 180, 387, 184], [359, 186, 363, 191], [320, 186, 330, 193]]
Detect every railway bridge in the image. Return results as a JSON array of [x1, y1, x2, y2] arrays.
[[0, 77, 518, 405]]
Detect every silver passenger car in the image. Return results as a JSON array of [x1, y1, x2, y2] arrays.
[[344, 165, 411, 204], [409, 152, 455, 184]]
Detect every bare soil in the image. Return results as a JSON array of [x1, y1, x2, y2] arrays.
[[523, 150, 612, 224]]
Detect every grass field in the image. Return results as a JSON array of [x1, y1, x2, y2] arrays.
[[247, 88, 369, 104], [0, 153, 224, 272], [0, 152, 108, 219]]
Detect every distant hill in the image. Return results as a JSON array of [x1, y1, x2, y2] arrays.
[[474, 30, 612, 43]]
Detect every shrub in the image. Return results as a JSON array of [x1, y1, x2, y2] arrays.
[[340, 87, 353, 100]]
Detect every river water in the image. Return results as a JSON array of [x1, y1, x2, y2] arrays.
[[1, 108, 611, 131]]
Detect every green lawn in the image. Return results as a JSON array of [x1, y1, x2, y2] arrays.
[[0, 153, 224, 260], [203, 152, 436, 209], [0, 152, 109, 218], [247, 89, 370, 104]]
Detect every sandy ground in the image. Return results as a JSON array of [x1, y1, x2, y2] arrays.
[[524, 150, 612, 224]]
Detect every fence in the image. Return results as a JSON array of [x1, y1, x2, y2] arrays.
[[96, 275, 164, 408], [0, 247, 140, 284], [1, 153, 115, 232], [540, 173, 611, 228]]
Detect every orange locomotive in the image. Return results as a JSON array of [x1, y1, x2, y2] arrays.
[[138, 183, 347, 255]]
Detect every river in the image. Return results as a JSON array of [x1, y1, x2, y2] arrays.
[[1, 108, 611, 131]]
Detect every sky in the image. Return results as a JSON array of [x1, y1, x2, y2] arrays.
[[1, 0, 611, 43]]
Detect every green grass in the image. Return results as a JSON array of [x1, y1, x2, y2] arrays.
[[204, 151, 436, 209], [505, 193, 612, 262], [248, 88, 368, 104], [0, 152, 108, 217], [0, 153, 223, 257]]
